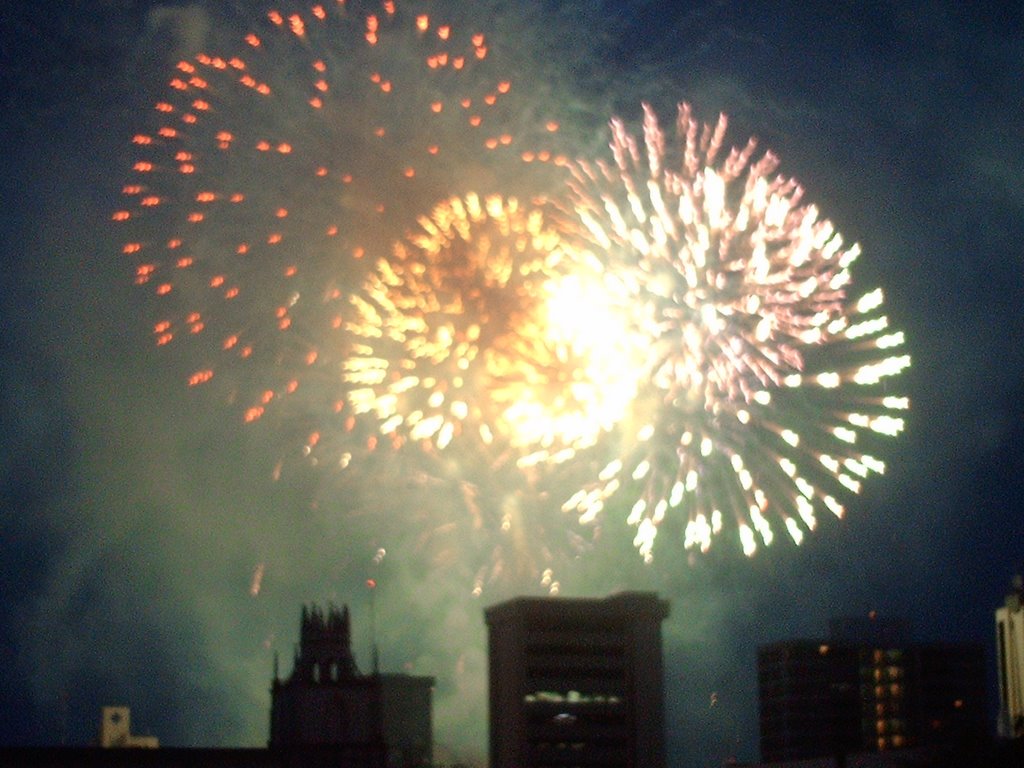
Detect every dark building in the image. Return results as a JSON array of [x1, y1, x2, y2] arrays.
[[758, 619, 987, 763], [0, 604, 433, 768], [270, 604, 433, 768], [485, 591, 670, 768]]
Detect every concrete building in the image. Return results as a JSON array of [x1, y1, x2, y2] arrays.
[[996, 574, 1024, 739], [485, 591, 669, 768], [270, 604, 433, 768], [758, 618, 987, 763]]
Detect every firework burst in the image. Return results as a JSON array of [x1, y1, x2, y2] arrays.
[[562, 103, 910, 560], [336, 192, 642, 595], [113, 0, 563, 471], [113, 0, 910, 575], [345, 192, 642, 467]]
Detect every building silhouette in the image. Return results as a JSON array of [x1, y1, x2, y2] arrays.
[[270, 604, 433, 768], [758, 617, 987, 763], [0, 605, 433, 768], [485, 591, 669, 768]]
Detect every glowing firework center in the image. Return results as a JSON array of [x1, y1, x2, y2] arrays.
[[564, 103, 910, 560], [345, 193, 642, 466]]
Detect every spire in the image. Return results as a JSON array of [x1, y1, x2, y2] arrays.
[[341, 605, 352, 645], [289, 602, 361, 682]]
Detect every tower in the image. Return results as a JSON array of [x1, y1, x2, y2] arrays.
[[270, 604, 433, 767], [485, 592, 670, 768]]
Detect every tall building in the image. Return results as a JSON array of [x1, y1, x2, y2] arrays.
[[996, 574, 1024, 739], [485, 591, 670, 768], [758, 618, 987, 763], [270, 604, 433, 768]]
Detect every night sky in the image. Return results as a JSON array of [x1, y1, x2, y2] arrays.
[[1, 2, 1022, 766]]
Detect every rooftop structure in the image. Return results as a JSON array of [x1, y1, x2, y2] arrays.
[[485, 591, 669, 768], [270, 604, 433, 768]]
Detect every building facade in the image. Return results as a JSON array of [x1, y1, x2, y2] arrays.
[[270, 604, 433, 768], [485, 591, 670, 768], [996, 574, 1024, 739], [758, 621, 987, 763]]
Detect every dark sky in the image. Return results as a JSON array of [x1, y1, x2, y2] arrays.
[[1, 1, 1022, 766]]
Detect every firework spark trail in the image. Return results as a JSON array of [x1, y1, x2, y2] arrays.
[[114, 0, 563, 472], [563, 103, 911, 560], [344, 192, 643, 468]]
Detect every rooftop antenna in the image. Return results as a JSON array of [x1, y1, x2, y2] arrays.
[[367, 577, 380, 674], [368, 546, 385, 675]]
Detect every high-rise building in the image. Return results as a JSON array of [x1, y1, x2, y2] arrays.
[[758, 618, 987, 763], [485, 591, 669, 768], [996, 574, 1024, 739], [270, 604, 433, 768]]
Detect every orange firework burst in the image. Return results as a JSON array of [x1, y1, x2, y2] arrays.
[[563, 103, 910, 560], [114, 0, 563, 471], [345, 192, 642, 467]]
